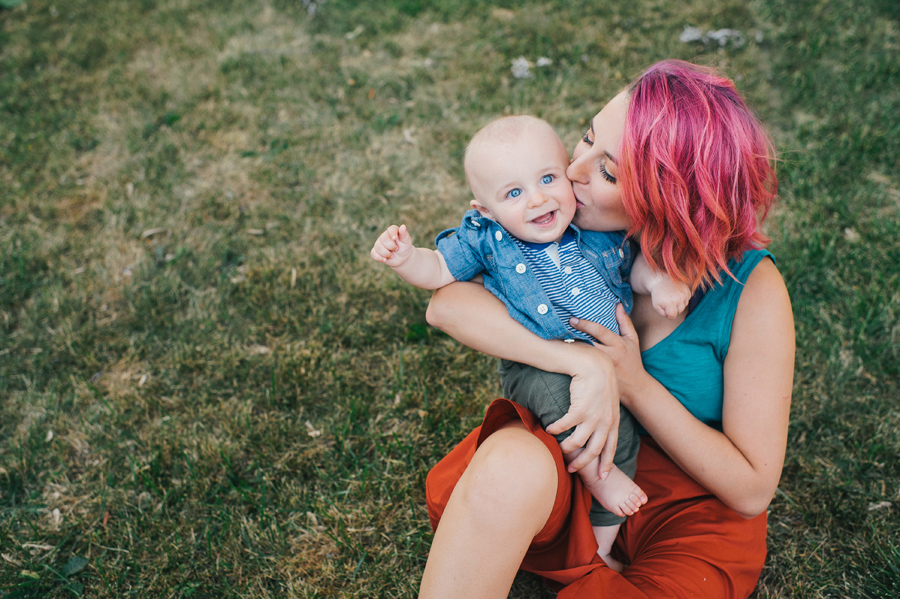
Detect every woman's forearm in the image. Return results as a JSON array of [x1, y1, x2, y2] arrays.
[[623, 378, 778, 518], [426, 281, 596, 376]]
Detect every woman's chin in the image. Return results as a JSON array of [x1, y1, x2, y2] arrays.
[[572, 211, 595, 230], [574, 209, 628, 232]]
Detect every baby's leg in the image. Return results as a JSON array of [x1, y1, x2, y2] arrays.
[[592, 523, 624, 572], [568, 450, 646, 571]]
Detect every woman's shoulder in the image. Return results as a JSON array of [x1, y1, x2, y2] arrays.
[[737, 251, 786, 303], [731, 253, 793, 346], [728, 248, 775, 283]]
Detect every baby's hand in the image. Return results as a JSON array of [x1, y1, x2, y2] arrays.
[[649, 277, 691, 319], [371, 224, 415, 267]]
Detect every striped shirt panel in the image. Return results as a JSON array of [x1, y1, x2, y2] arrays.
[[514, 234, 621, 341]]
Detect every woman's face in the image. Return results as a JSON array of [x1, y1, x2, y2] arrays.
[[567, 90, 632, 232]]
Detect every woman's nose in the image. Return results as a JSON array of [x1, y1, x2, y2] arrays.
[[566, 155, 586, 183]]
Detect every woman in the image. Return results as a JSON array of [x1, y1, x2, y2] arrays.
[[418, 60, 795, 598]]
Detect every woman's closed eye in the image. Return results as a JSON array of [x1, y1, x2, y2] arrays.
[[600, 157, 617, 184]]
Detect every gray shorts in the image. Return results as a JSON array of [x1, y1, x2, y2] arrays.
[[499, 359, 640, 527]]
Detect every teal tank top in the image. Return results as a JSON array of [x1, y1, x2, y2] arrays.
[[640, 249, 774, 431]]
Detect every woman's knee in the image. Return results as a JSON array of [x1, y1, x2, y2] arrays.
[[456, 423, 557, 532]]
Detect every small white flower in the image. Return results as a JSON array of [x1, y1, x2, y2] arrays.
[[536, 57, 553, 67], [680, 26, 745, 48], [679, 26, 704, 43], [302, 0, 321, 16], [707, 28, 745, 47], [345, 25, 364, 40], [305, 421, 323, 438], [511, 57, 532, 79]]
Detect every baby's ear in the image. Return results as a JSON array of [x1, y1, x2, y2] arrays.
[[470, 200, 493, 219]]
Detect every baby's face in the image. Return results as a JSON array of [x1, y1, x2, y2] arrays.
[[468, 127, 577, 244]]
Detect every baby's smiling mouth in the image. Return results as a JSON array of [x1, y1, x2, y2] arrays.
[[531, 211, 556, 226]]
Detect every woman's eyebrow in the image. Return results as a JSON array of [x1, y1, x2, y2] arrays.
[[605, 150, 619, 164]]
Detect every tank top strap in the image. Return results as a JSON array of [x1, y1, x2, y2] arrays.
[[640, 248, 775, 428], [691, 249, 775, 357]]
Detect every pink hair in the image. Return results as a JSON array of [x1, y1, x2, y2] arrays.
[[619, 60, 777, 290]]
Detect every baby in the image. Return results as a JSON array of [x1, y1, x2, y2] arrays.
[[371, 116, 689, 570]]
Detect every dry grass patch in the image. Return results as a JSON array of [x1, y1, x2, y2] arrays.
[[2, 0, 898, 597]]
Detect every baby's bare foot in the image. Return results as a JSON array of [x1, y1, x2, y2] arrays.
[[582, 465, 648, 517]]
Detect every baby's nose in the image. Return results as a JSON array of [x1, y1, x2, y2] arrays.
[[529, 192, 548, 207]]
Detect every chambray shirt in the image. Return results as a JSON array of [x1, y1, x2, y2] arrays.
[[435, 209, 634, 342]]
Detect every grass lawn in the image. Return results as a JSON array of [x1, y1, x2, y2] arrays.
[[1, 0, 898, 597]]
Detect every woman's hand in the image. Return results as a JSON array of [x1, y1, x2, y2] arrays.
[[545, 343, 620, 476], [569, 304, 653, 406]]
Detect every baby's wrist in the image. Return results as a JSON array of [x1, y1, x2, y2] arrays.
[[646, 278, 665, 295]]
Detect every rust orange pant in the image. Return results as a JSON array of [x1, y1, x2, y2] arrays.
[[426, 399, 767, 599]]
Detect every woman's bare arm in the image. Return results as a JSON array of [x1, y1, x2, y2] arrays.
[[426, 281, 563, 368], [426, 280, 621, 474], [573, 259, 794, 517]]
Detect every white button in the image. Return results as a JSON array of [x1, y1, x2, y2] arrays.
[[516, 263, 527, 274], [495, 231, 503, 241], [571, 287, 581, 296], [537, 304, 548, 315], [564, 266, 573, 274], [618, 248, 624, 258]]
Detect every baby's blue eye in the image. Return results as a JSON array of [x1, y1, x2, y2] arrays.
[[541, 175, 553, 184], [508, 188, 522, 198]]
